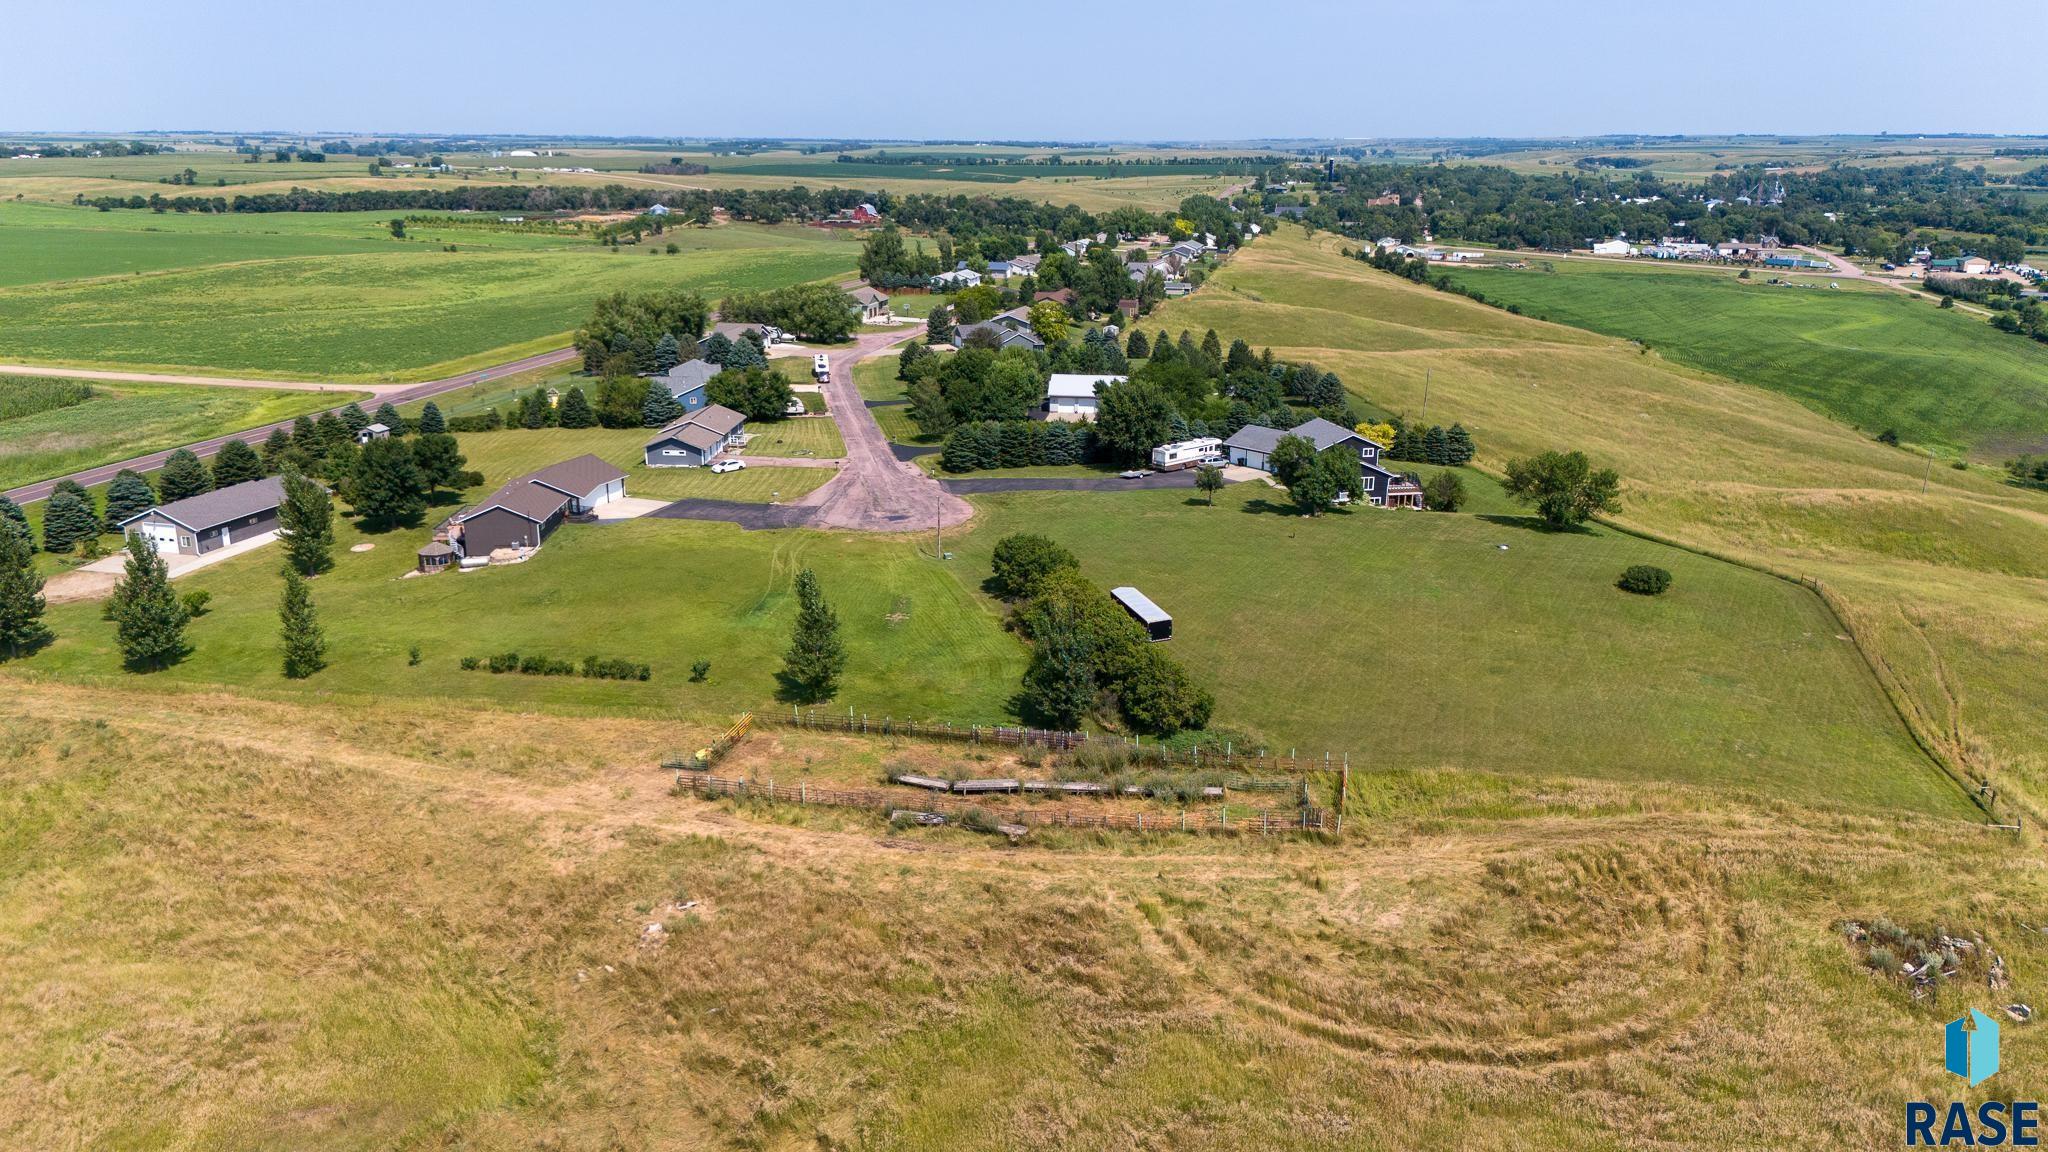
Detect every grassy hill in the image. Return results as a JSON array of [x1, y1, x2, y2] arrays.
[[1438, 257, 2048, 458], [1155, 226, 2048, 819], [2, 676, 2041, 1149]]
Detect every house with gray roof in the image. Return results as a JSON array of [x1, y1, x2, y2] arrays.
[[644, 403, 749, 468], [1223, 419, 1422, 508], [847, 285, 891, 321], [951, 321, 1044, 351], [447, 454, 627, 559], [654, 359, 719, 412], [119, 475, 289, 557]]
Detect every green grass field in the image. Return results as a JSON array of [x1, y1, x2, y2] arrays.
[[0, 375, 364, 493], [1439, 258, 2048, 457], [734, 415, 844, 459], [0, 207, 860, 380]]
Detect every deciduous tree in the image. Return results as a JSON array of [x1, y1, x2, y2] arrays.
[[1503, 450, 1622, 528], [350, 438, 427, 529]]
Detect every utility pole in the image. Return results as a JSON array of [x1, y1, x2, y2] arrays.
[[1923, 448, 1935, 495], [1418, 368, 1431, 425]]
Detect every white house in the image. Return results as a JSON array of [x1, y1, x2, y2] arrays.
[[646, 203, 671, 216], [931, 266, 982, 290], [1590, 238, 1633, 257], [1044, 373, 1125, 421]]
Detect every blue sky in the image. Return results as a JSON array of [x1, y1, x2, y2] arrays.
[[5, 0, 2030, 139]]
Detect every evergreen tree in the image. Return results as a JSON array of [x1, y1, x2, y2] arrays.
[[897, 339, 931, 381], [1225, 338, 1257, 373], [210, 438, 265, 487], [701, 331, 734, 367], [1201, 328, 1223, 368], [103, 469, 157, 525], [1423, 425, 1451, 466], [373, 401, 404, 432], [416, 401, 447, 435], [1021, 601, 1096, 729], [52, 479, 100, 535], [781, 568, 846, 703], [277, 467, 334, 576], [639, 381, 682, 428], [339, 402, 371, 434], [350, 438, 427, 528], [40, 490, 98, 554], [290, 413, 319, 450], [1446, 423, 1476, 465], [111, 533, 189, 671], [0, 495, 36, 554], [1177, 330, 1200, 364], [519, 385, 553, 429], [1150, 330, 1177, 364], [654, 332, 682, 373], [158, 448, 212, 502], [278, 568, 326, 679], [925, 304, 956, 346], [411, 433, 468, 494], [312, 412, 352, 460], [260, 426, 293, 473], [558, 385, 599, 428], [1126, 328, 1150, 358], [0, 520, 50, 659]]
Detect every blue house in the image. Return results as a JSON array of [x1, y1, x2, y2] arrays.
[[654, 360, 718, 412]]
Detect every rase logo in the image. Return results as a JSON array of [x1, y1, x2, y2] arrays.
[[1907, 1009, 2040, 1147]]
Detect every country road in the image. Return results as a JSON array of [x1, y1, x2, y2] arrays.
[[4, 346, 579, 504], [0, 363, 410, 394], [786, 325, 972, 532]]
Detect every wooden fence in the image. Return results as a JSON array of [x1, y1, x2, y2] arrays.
[[676, 773, 1330, 837], [662, 713, 753, 772], [775, 706, 1356, 778]]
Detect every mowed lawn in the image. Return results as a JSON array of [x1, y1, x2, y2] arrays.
[[0, 375, 365, 492], [0, 216, 860, 380], [1441, 259, 2048, 457], [952, 487, 1969, 817]]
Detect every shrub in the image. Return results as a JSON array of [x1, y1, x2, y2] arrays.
[[1616, 565, 1672, 596], [690, 659, 711, 682], [1876, 428, 1900, 446], [486, 650, 520, 673], [408, 642, 422, 666], [459, 655, 481, 671], [1423, 470, 1466, 512], [580, 655, 653, 681], [180, 589, 211, 617], [989, 533, 1079, 599]]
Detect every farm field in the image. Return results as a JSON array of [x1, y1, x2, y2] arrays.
[[0, 209, 861, 380], [1438, 256, 2048, 458], [0, 374, 364, 493], [1156, 225, 2048, 819]]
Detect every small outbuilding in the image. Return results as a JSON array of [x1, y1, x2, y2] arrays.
[[416, 540, 456, 573], [1110, 585, 1172, 642], [119, 475, 287, 557], [356, 422, 391, 444]]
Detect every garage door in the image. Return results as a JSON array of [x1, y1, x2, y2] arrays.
[[138, 525, 179, 555]]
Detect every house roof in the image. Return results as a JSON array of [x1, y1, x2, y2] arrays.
[[703, 321, 763, 342], [955, 321, 1043, 349], [848, 285, 889, 306], [1033, 288, 1075, 303], [1291, 417, 1368, 452], [684, 403, 746, 437], [1223, 424, 1286, 455], [526, 453, 626, 499], [456, 478, 570, 526], [418, 540, 456, 557], [659, 359, 719, 396], [1045, 373, 1124, 400], [362, 422, 391, 434], [120, 475, 288, 533], [994, 305, 1033, 325], [651, 423, 726, 452]]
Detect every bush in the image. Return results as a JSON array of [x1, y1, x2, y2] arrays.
[[1422, 470, 1466, 512], [407, 642, 422, 666], [1616, 565, 1672, 596], [989, 533, 1079, 599], [459, 655, 481, 670], [690, 659, 711, 682], [486, 650, 520, 673], [180, 589, 211, 617], [580, 655, 652, 681]]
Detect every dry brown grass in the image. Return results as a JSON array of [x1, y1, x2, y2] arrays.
[[5, 676, 2044, 1150]]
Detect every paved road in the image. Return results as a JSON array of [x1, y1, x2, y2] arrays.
[[4, 346, 580, 504], [648, 499, 817, 531], [0, 362, 414, 394], [786, 327, 972, 532]]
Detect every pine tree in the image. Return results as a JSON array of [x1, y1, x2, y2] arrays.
[[40, 490, 98, 554], [52, 480, 101, 537], [701, 331, 735, 367], [1446, 423, 1476, 465], [0, 520, 50, 659], [781, 568, 846, 703], [350, 438, 426, 528], [639, 382, 681, 428], [925, 304, 956, 346], [654, 332, 682, 372], [112, 533, 189, 671], [519, 385, 552, 429], [103, 469, 157, 525], [1200, 328, 1223, 367], [158, 448, 213, 502], [1126, 328, 1150, 358], [277, 467, 334, 576], [260, 427, 293, 473], [1150, 330, 1177, 364], [416, 401, 447, 435], [558, 385, 599, 428], [339, 402, 371, 434], [412, 433, 469, 494], [0, 495, 35, 554], [210, 438, 265, 487], [1225, 338, 1256, 373], [1423, 425, 1451, 466], [290, 413, 318, 449], [278, 568, 326, 679], [374, 401, 404, 432]]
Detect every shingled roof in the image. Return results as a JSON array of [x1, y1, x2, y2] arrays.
[[117, 475, 287, 533]]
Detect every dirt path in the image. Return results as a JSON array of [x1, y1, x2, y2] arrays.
[[0, 362, 411, 394], [790, 327, 974, 533], [4, 346, 579, 504]]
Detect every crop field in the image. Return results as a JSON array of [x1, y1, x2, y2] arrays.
[[1156, 226, 2048, 818], [1439, 257, 2048, 457], [0, 208, 861, 379], [0, 374, 363, 493]]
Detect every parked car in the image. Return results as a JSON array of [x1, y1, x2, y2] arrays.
[[784, 397, 807, 415], [710, 459, 747, 474], [1119, 469, 1153, 480]]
